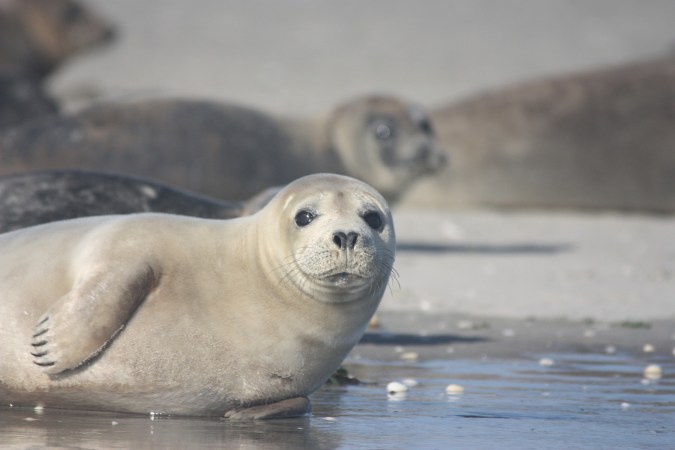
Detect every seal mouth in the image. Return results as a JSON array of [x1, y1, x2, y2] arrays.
[[323, 272, 366, 286], [384, 143, 447, 175]]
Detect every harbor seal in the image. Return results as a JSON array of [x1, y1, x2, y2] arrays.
[[0, 0, 114, 128], [0, 170, 279, 233], [403, 57, 675, 213], [0, 173, 396, 419], [0, 0, 114, 78], [0, 95, 446, 203]]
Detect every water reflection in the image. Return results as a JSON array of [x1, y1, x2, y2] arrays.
[[0, 407, 341, 449], [1, 352, 673, 449]]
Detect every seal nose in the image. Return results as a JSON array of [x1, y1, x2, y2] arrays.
[[418, 143, 448, 172], [333, 231, 359, 250]]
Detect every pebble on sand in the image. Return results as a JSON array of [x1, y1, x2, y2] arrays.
[[387, 381, 409, 394], [402, 378, 419, 387], [400, 352, 419, 361], [643, 364, 663, 380], [446, 384, 465, 394], [539, 358, 555, 367]]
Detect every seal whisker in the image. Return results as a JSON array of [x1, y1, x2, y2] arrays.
[[271, 250, 313, 282], [276, 259, 305, 290], [387, 265, 401, 290]]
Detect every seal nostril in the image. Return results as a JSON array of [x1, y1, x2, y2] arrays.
[[346, 232, 358, 250], [333, 232, 346, 249], [333, 232, 358, 250]]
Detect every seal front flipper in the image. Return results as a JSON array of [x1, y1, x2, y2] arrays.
[[224, 397, 311, 420], [31, 262, 159, 375]]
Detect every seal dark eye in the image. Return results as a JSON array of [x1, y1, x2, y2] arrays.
[[410, 106, 434, 135], [418, 118, 433, 134], [294, 210, 315, 227], [363, 211, 383, 230]]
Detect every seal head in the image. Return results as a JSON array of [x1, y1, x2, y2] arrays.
[[329, 95, 447, 202], [260, 173, 396, 306]]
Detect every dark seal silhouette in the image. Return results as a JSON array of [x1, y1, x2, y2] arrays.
[[0, 170, 277, 233]]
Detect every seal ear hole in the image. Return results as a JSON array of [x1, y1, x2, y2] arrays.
[[294, 210, 316, 227], [362, 211, 383, 231]]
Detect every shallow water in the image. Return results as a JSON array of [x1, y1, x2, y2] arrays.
[[1, 352, 673, 449]]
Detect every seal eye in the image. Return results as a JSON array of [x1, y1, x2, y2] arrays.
[[371, 119, 395, 142], [418, 118, 433, 135], [295, 210, 315, 227], [363, 211, 383, 230], [410, 106, 434, 135], [375, 124, 391, 140]]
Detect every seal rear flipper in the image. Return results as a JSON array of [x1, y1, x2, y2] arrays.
[[30, 262, 159, 375], [223, 397, 311, 420]]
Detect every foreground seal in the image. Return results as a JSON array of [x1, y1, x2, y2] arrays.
[[404, 57, 675, 213], [0, 95, 446, 203], [0, 170, 278, 233], [0, 173, 396, 418]]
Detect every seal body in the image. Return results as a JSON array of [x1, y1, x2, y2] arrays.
[[0, 95, 445, 203], [0, 72, 57, 130], [409, 58, 675, 213], [0, 174, 395, 418], [0, 170, 276, 233]]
